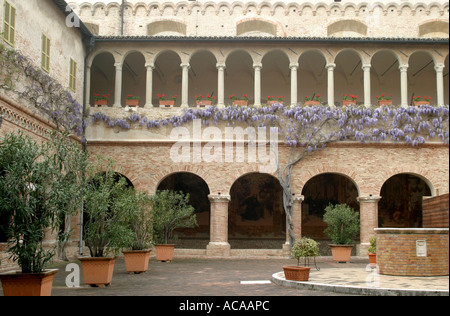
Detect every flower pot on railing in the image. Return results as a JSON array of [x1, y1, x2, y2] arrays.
[[196, 100, 212, 108], [232, 100, 248, 106], [304, 101, 320, 106], [378, 100, 393, 106], [126, 99, 139, 107], [413, 101, 430, 107], [159, 100, 175, 108], [342, 100, 356, 107], [94, 99, 108, 107], [267, 101, 283, 106]]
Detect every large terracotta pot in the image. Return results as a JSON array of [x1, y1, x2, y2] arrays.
[[282, 266, 311, 281], [304, 101, 320, 106], [378, 100, 393, 106], [413, 101, 430, 107], [155, 244, 176, 262], [79, 257, 116, 287], [159, 100, 175, 108], [123, 250, 151, 273], [196, 100, 212, 107], [342, 100, 356, 106], [330, 244, 353, 263], [94, 99, 108, 107], [232, 100, 248, 106], [0, 269, 58, 296], [368, 253, 377, 268]]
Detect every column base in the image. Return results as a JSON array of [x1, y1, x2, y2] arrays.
[[206, 242, 230, 257]]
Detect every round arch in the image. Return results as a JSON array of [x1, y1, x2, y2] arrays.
[[378, 173, 432, 228], [157, 172, 211, 248], [188, 49, 218, 105], [370, 49, 402, 105], [297, 49, 328, 105], [224, 49, 254, 104], [261, 49, 290, 104], [122, 51, 146, 107], [228, 172, 285, 249], [89, 51, 116, 106], [408, 50, 438, 103], [152, 50, 183, 106], [334, 49, 365, 106]]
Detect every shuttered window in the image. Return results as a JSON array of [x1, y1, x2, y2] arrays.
[[3, 1, 16, 46], [41, 34, 50, 72], [69, 58, 77, 92]]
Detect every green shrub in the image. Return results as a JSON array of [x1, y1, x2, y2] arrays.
[[323, 203, 360, 245]]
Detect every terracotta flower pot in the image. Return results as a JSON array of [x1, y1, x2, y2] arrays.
[[155, 244, 175, 262], [79, 257, 116, 287], [378, 100, 392, 106], [304, 101, 320, 106], [342, 100, 356, 106], [196, 100, 212, 107], [123, 250, 151, 273], [267, 101, 283, 106], [368, 253, 377, 268], [330, 244, 353, 263], [94, 99, 108, 107], [0, 269, 58, 296], [413, 101, 430, 107], [159, 100, 175, 108], [126, 99, 139, 107], [232, 100, 248, 106], [282, 266, 311, 281]]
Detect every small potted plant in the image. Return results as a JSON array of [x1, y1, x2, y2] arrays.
[[283, 237, 319, 281], [157, 93, 178, 107], [304, 94, 321, 106], [121, 189, 154, 274], [267, 95, 283, 106], [126, 95, 140, 107], [368, 236, 376, 268], [0, 131, 86, 296], [323, 203, 360, 263], [151, 190, 197, 262], [376, 93, 393, 106], [80, 157, 134, 286], [342, 94, 358, 106], [230, 94, 249, 106], [412, 95, 431, 107], [94, 93, 111, 107], [195, 94, 215, 107]]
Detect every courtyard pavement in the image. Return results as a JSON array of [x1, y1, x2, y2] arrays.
[[2, 255, 447, 299]]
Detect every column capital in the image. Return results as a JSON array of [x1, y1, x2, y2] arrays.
[[399, 64, 409, 72], [145, 63, 155, 69], [114, 62, 122, 70], [289, 62, 299, 69], [357, 195, 382, 203], [180, 62, 190, 69], [362, 63, 371, 71], [326, 63, 336, 69], [434, 63, 445, 72], [253, 62, 262, 69], [216, 62, 226, 69], [208, 194, 231, 202], [292, 194, 305, 203]]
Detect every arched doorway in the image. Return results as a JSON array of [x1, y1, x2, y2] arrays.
[[301, 173, 359, 254], [157, 172, 210, 249], [228, 173, 285, 249], [378, 174, 432, 228]]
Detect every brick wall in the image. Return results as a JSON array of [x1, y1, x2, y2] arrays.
[[375, 228, 449, 276], [423, 194, 449, 228]]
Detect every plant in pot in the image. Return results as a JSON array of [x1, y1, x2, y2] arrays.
[[151, 190, 197, 262], [368, 236, 376, 268], [323, 203, 360, 263], [283, 237, 319, 282], [0, 131, 86, 296], [80, 157, 134, 286], [120, 188, 154, 274]]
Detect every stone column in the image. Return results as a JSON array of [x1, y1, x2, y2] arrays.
[[435, 63, 445, 106], [216, 63, 226, 108], [253, 63, 262, 107], [181, 63, 190, 108], [144, 63, 154, 108], [362, 63, 371, 107], [399, 64, 409, 107], [113, 62, 123, 107], [290, 63, 299, 107], [206, 194, 231, 257], [283, 195, 304, 255], [326, 63, 336, 107], [357, 195, 381, 256], [85, 65, 91, 107]]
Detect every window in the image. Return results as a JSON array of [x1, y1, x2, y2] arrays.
[[41, 34, 50, 72], [3, 1, 16, 46], [69, 58, 77, 92]]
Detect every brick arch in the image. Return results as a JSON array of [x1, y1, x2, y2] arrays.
[[148, 164, 213, 195], [375, 167, 437, 197], [293, 164, 361, 197], [223, 164, 278, 196]]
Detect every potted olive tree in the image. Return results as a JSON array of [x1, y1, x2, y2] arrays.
[[0, 131, 86, 296], [283, 237, 319, 281], [151, 190, 197, 262], [120, 188, 154, 273], [80, 157, 134, 286], [323, 203, 360, 263]]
